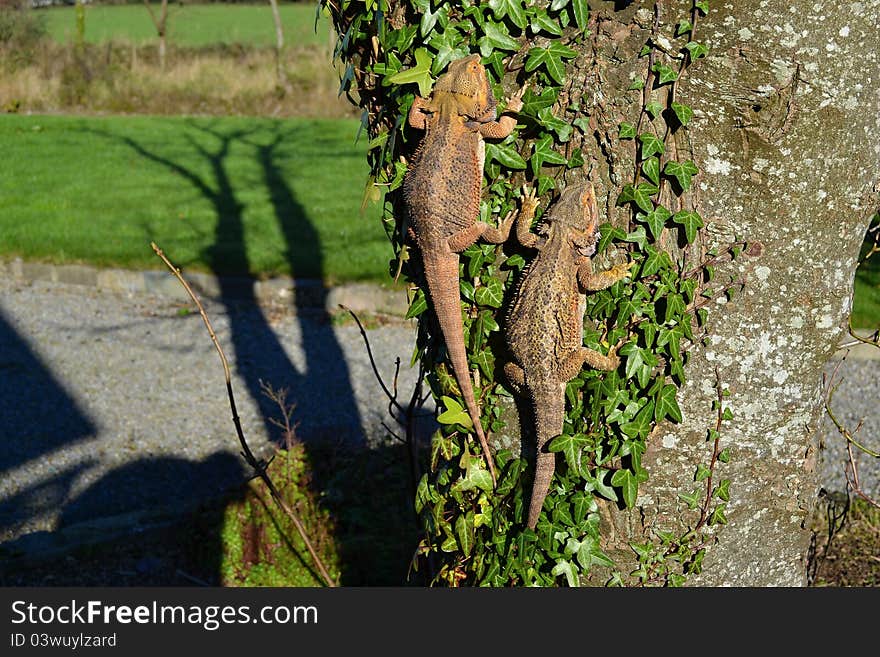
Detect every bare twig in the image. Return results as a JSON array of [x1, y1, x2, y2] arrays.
[[151, 242, 337, 587]]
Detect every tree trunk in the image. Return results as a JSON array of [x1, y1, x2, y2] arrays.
[[565, 0, 879, 586], [267, 0, 289, 90], [143, 0, 169, 72]]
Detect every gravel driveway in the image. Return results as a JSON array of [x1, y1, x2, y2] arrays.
[[0, 274, 877, 554]]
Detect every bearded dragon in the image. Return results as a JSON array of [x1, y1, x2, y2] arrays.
[[503, 183, 631, 529], [402, 54, 524, 484]]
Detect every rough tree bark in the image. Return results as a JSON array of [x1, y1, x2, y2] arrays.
[[548, 0, 880, 585]]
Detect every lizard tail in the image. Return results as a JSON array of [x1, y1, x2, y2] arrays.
[[526, 385, 565, 529], [423, 255, 497, 485]]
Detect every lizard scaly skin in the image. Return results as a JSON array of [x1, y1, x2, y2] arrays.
[[403, 54, 524, 484], [504, 184, 631, 529]]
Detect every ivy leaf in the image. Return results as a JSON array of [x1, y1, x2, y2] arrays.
[[427, 28, 469, 75], [486, 142, 528, 170], [663, 159, 699, 192], [655, 384, 683, 423], [597, 223, 627, 253], [419, 4, 447, 37], [571, 0, 589, 30], [474, 276, 505, 308], [437, 396, 473, 428], [645, 101, 664, 119], [529, 10, 563, 36], [638, 245, 667, 277], [387, 47, 435, 97], [531, 134, 569, 175], [714, 478, 731, 502], [620, 400, 654, 439], [455, 512, 475, 556], [488, 0, 527, 29], [695, 0, 709, 15], [405, 288, 428, 319], [550, 0, 570, 10], [641, 156, 661, 185], [640, 204, 671, 241], [520, 87, 558, 118], [548, 433, 591, 476], [611, 468, 640, 508], [589, 468, 619, 502], [568, 148, 584, 168], [618, 122, 636, 139], [651, 62, 678, 85], [670, 102, 694, 126], [718, 447, 731, 463], [624, 226, 648, 251], [709, 503, 728, 526], [551, 559, 578, 587], [678, 488, 701, 510], [478, 20, 521, 57], [617, 182, 659, 214], [676, 20, 693, 36], [664, 292, 686, 323], [672, 209, 704, 244], [525, 42, 578, 85], [538, 107, 573, 142], [638, 133, 665, 159], [684, 41, 709, 60]]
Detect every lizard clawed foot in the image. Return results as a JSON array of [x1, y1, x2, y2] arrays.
[[519, 183, 539, 213], [504, 84, 528, 114]]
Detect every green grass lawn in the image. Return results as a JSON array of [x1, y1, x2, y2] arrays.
[[42, 2, 331, 48], [0, 114, 392, 284], [851, 222, 880, 329]]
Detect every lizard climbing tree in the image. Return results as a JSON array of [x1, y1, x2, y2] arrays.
[[321, 0, 880, 586]]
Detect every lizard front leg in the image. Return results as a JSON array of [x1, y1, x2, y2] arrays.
[[503, 361, 525, 396], [514, 185, 542, 249], [578, 260, 633, 292], [476, 87, 526, 139], [556, 345, 620, 380], [447, 213, 515, 252], [408, 96, 434, 130]]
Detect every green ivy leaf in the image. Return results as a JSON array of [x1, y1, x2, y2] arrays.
[[488, 0, 527, 28], [618, 122, 636, 139], [651, 62, 678, 85], [538, 107, 573, 142], [676, 20, 693, 36], [655, 384, 683, 423], [645, 101, 664, 119], [621, 400, 654, 439], [684, 41, 709, 60], [571, 0, 589, 30], [672, 209, 704, 244], [567, 148, 584, 169], [531, 133, 569, 174], [529, 10, 564, 36], [405, 288, 428, 319], [520, 87, 558, 117], [714, 478, 731, 502], [611, 468, 640, 508], [617, 182, 659, 214], [427, 27, 469, 75], [722, 407, 734, 421], [486, 142, 528, 170], [628, 77, 645, 90], [478, 20, 521, 57], [475, 276, 505, 308], [387, 47, 435, 97], [695, 0, 709, 16], [455, 512, 475, 556], [551, 559, 578, 587], [670, 102, 694, 126], [709, 503, 728, 526], [718, 447, 731, 463], [678, 488, 701, 510], [639, 133, 665, 159], [695, 463, 712, 482], [437, 396, 473, 428], [525, 42, 578, 84], [625, 226, 648, 251], [419, 4, 447, 38], [640, 204, 671, 241], [548, 433, 592, 476], [663, 159, 699, 192], [641, 156, 661, 185]]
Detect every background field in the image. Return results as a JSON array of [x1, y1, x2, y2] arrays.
[[0, 114, 391, 284], [43, 3, 332, 48]]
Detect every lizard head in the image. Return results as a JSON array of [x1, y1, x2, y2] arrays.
[[433, 54, 497, 119], [545, 183, 601, 257]]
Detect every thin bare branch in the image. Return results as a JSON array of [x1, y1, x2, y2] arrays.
[[151, 242, 338, 587]]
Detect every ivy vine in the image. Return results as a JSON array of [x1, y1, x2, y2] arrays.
[[321, 0, 743, 586]]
